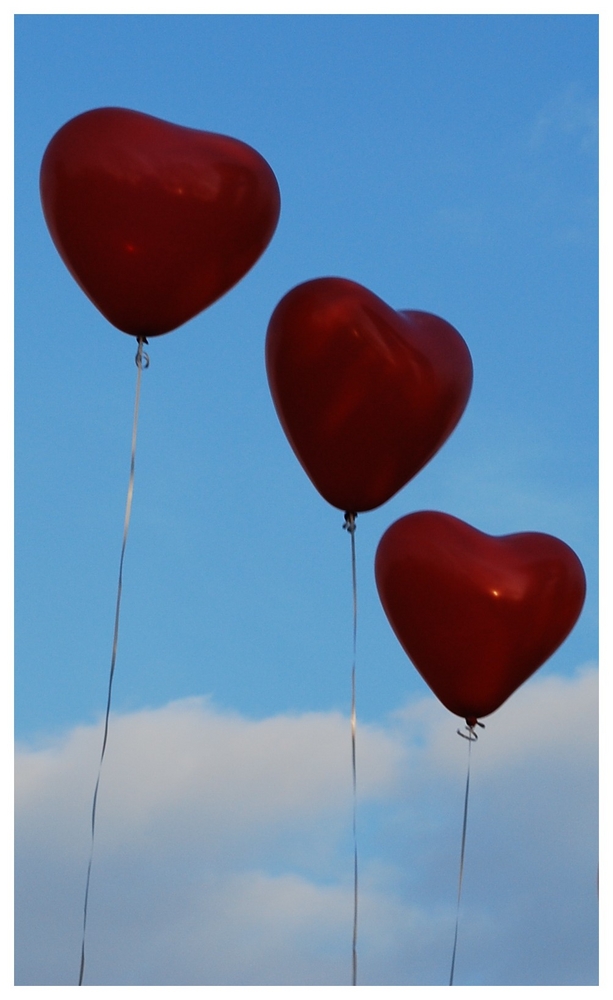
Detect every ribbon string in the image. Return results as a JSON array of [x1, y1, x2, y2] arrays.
[[343, 511, 358, 986], [78, 338, 148, 986], [449, 721, 481, 986]]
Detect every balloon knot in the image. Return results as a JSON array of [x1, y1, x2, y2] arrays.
[[135, 339, 150, 369], [343, 511, 357, 534], [458, 719, 484, 740]]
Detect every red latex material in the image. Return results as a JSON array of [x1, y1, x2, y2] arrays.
[[40, 107, 281, 337], [265, 278, 473, 512], [375, 511, 586, 721]]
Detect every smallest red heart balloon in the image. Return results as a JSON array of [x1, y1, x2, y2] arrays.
[[265, 278, 473, 513], [375, 511, 586, 723]]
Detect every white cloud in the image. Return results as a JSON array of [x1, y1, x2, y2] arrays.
[[15, 667, 598, 987]]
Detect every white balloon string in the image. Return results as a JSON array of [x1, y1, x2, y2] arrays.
[[343, 511, 358, 986], [449, 721, 480, 986], [78, 337, 148, 986]]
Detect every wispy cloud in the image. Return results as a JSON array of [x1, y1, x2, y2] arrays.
[[15, 668, 598, 986], [429, 205, 490, 246], [421, 418, 595, 546], [529, 84, 597, 153]]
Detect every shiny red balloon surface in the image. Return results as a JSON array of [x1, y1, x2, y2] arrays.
[[375, 511, 586, 723], [40, 107, 281, 337], [265, 278, 473, 512]]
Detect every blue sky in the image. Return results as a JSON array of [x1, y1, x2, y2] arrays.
[[14, 12, 598, 989]]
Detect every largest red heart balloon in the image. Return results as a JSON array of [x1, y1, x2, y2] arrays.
[[375, 512, 586, 723], [40, 107, 281, 337], [265, 278, 473, 512]]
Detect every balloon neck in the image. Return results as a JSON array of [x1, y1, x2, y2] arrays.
[[465, 717, 485, 730]]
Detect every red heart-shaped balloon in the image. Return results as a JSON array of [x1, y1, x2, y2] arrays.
[[375, 511, 586, 723], [265, 278, 473, 512], [40, 107, 281, 337]]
